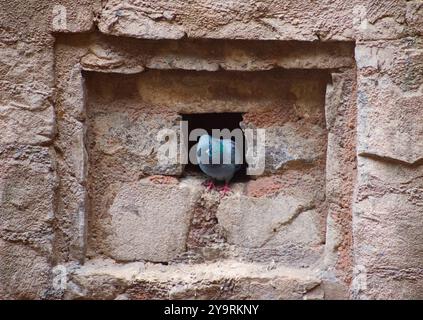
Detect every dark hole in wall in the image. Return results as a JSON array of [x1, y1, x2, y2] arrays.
[[181, 113, 248, 181]]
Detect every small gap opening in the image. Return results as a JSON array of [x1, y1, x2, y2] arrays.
[[181, 113, 248, 182]]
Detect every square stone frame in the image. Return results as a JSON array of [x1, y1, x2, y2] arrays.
[[53, 33, 357, 294]]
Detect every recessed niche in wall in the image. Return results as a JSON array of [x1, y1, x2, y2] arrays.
[[53, 35, 357, 298], [84, 68, 329, 264]]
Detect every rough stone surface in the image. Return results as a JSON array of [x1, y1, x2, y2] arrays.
[[0, 146, 56, 251], [0, 43, 54, 107], [0, 239, 53, 299], [0, 104, 55, 146], [356, 39, 423, 164], [54, 36, 92, 264], [96, 0, 410, 41], [51, 1, 95, 33], [102, 177, 201, 262], [0, 41, 55, 146], [86, 78, 183, 176], [352, 157, 423, 299], [242, 121, 327, 174], [0, 146, 57, 299], [324, 69, 357, 285], [1, 0, 423, 301], [79, 36, 354, 73], [67, 259, 323, 300], [216, 169, 326, 267], [136, 69, 328, 114], [351, 35, 423, 299]]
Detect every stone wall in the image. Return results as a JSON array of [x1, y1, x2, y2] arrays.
[[0, 0, 422, 300]]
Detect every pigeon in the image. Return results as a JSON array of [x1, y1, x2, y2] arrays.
[[196, 134, 243, 195]]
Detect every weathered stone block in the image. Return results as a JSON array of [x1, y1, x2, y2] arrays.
[[0, 239, 52, 299], [104, 177, 201, 262], [0, 1, 53, 43], [217, 194, 319, 248], [406, 1, 423, 36], [0, 146, 56, 250], [356, 40, 423, 164], [54, 41, 91, 263], [352, 2, 407, 41], [324, 69, 356, 283], [50, 1, 95, 33], [88, 109, 183, 178], [96, 0, 409, 41], [136, 69, 327, 114], [0, 104, 55, 146], [353, 37, 423, 299], [0, 1, 94, 42], [216, 171, 325, 266], [80, 37, 354, 73], [0, 43, 55, 146], [352, 157, 423, 299], [242, 121, 326, 174], [0, 44, 54, 104], [68, 259, 323, 300]]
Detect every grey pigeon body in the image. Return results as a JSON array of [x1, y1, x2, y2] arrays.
[[196, 134, 242, 183]]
